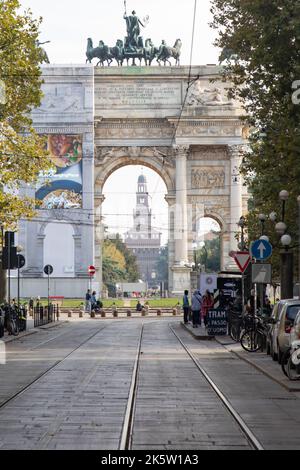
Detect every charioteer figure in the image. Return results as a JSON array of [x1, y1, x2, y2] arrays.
[[123, 10, 145, 51]]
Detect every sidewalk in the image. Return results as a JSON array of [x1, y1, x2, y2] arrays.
[[216, 335, 300, 393], [181, 322, 215, 340], [1, 317, 68, 344]]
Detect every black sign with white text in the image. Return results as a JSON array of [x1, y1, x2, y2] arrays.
[[207, 309, 228, 336]]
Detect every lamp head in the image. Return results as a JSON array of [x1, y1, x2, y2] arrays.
[[281, 234, 292, 247], [279, 190, 289, 201], [275, 222, 287, 236], [258, 213, 266, 222]]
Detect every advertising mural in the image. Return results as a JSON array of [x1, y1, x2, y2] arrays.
[[36, 135, 83, 209]]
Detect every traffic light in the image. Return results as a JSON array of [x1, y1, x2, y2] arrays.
[[2, 246, 18, 270], [2, 231, 18, 269]]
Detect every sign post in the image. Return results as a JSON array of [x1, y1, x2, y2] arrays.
[[250, 240, 273, 314], [44, 265, 54, 315], [233, 251, 251, 308], [16, 255, 26, 309], [88, 265, 96, 292]]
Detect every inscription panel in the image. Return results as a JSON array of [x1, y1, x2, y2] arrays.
[[95, 81, 182, 108]]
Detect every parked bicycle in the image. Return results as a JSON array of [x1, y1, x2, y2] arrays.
[[3, 306, 20, 336], [240, 314, 269, 353]]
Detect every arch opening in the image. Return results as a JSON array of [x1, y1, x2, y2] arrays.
[[98, 165, 169, 297]]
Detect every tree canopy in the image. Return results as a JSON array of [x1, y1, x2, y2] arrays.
[[0, 0, 51, 228], [211, 0, 300, 279]]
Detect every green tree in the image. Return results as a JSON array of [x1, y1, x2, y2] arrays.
[[196, 238, 221, 273], [0, 0, 51, 301], [102, 236, 139, 292], [211, 0, 300, 280], [110, 234, 139, 282]]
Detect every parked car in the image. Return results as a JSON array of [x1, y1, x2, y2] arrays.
[[267, 299, 300, 363], [290, 310, 300, 343], [267, 300, 288, 360]]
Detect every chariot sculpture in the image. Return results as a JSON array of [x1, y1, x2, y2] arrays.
[[85, 5, 182, 67]]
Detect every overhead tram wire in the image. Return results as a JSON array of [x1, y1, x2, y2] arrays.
[[149, 0, 199, 200]]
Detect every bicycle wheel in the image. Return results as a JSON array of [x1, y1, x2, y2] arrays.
[[230, 324, 239, 342], [8, 319, 19, 336], [281, 349, 290, 377], [240, 329, 262, 352]]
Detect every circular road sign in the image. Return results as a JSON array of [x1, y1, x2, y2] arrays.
[[17, 254, 26, 269], [88, 265, 96, 276], [44, 264, 54, 276], [250, 239, 273, 261]]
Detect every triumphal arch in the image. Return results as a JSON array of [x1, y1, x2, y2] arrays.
[[94, 65, 248, 294], [18, 10, 248, 298]]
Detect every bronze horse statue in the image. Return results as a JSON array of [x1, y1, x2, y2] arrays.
[[144, 38, 159, 66], [156, 39, 182, 66], [86, 38, 112, 66], [110, 39, 125, 66]]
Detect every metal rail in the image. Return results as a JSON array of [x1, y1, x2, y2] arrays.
[[169, 324, 264, 451], [0, 324, 109, 412], [119, 325, 144, 450]]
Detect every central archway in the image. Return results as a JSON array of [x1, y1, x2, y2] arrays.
[[94, 147, 176, 296]]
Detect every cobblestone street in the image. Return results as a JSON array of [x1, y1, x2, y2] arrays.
[[0, 319, 300, 450]]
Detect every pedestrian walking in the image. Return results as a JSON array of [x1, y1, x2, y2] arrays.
[[191, 290, 202, 328], [182, 290, 190, 324], [85, 289, 92, 314], [201, 290, 214, 326], [91, 291, 97, 311]]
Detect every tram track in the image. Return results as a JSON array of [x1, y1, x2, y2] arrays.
[[120, 321, 264, 451], [0, 323, 110, 412], [169, 324, 264, 451]]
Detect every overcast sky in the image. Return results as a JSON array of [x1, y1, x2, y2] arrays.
[[19, 0, 219, 245], [20, 0, 219, 65]]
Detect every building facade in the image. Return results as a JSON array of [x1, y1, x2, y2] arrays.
[[125, 174, 161, 287], [11, 64, 249, 298]]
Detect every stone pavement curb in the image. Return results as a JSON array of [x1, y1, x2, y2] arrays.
[[181, 322, 215, 340], [215, 336, 300, 393], [1, 321, 69, 344], [230, 349, 300, 393]]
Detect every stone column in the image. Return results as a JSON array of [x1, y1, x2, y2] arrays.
[[94, 193, 105, 297], [228, 145, 245, 254], [171, 145, 191, 295]]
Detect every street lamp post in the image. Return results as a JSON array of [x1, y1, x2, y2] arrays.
[[237, 217, 246, 308], [280, 234, 293, 299], [273, 190, 294, 300], [199, 241, 207, 273]]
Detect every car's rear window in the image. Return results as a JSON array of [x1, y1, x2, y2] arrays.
[[286, 305, 300, 322]]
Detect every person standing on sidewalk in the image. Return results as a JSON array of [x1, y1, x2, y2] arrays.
[[191, 290, 202, 328], [85, 289, 92, 314], [182, 290, 190, 324], [201, 290, 214, 326]]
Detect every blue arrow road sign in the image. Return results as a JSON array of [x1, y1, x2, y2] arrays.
[[250, 239, 273, 261]]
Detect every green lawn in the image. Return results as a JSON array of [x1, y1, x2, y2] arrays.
[[130, 299, 181, 308], [20, 298, 182, 309]]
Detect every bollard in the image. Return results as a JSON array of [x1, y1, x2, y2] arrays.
[[127, 310, 132, 317], [141, 308, 146, 317], [91, 311, 96, 318], [157, 309, 162, 316], [172, 308, 177, 316], [100, 309, 106, 318], [79, 311, 83, 318], [68, 311, 72, 318], [113, 310, 118, 318]]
